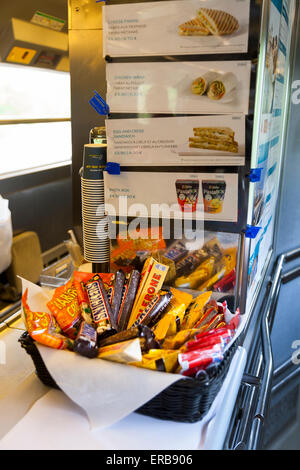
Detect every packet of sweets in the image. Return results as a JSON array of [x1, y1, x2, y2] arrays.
[[85, 274, 117, 336], [22, 289, 73, 350], [175, 257, 216, 289], [98, 338, 142, 364], [131, 349, 179, 373], [181, 291, 212, 330], [47, 280, 82, 339], [193, 299, 219, 329], [73, 321, 99, 358]]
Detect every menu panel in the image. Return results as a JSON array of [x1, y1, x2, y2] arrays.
[[103, 0, 250, 57], [104, 171, 238, 222], [106, 61, 251, 114], [106, 115, 245, 166]]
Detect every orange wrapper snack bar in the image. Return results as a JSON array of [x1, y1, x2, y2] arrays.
[[22, 289, 73, 350], [128, 257, 169, 328], [117, 226, 166, 251], [47, 280, 81, 339]]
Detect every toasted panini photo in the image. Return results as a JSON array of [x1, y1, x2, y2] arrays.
[[179, 18, 210, 36], [197, 8, 239, 36]]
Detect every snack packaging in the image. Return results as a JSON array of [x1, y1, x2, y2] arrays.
[[131, 291, 173, 329], [162, 329, 201, 350], [110, 270, 126, 324], [99, 324, 160, 352], [178, 343, 224, 373], [182, 329, 234, 353], [47, 279, 82, 339], [128, 258, 169, 328], [131, 349, 179, 373], [117, 270, 141, 330], [214, 269, 236, 292], [73, 272, 115, 324], [98, 338, 142, 364], [175, 249, 207, 277], [153, 288, 193, 341], [181, 291, 212, 330], [22, 289, 73, 350], [85, 274, 117, 335], [164, 241, 188, 263], [193, 299, 219, 329], [73, 321, 99, 358]]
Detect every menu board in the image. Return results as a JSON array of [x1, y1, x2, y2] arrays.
[[106, 61, 251, 114], [247, 0, 294, 308], [103, 0, 250, 57], [106, 115, 245, 167], [104, 171, 238, 222]]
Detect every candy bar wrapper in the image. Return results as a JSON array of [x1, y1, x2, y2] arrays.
[[181, 291, 212, 330], [117, 270, 140, 331], [46, 280, 82, 339], [22, 289, 73, 350], [162, 329, 201, 350], [175, 249, 207, 278], [73, 272, 115, 325], [202, 237, 223, 260], [175, 257, 216, 289], [85, 274, 117, 335], [131, 349, 179, 373], [193, 299, 219, 329], [128, 258, 169, 328], [131, 292, 173, 329], [73, 321, 99, 358], [98, 338, 142, 364], [110, 270, 126, 324], [164, 241, 188, 263], [153, 303, 186, 342], [181, 329, 234, 353], [99, 324, 159, 351]]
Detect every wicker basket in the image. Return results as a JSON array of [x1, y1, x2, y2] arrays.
[[19, 332, 238, 423]]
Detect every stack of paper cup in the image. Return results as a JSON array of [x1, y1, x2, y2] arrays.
[[81, 144, 110, 263]]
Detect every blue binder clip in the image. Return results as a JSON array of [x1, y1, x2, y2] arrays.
[[89, 91, 110, 115], [248, 168, 262, 183], [245, 225, 262, 239], [105, 162, 121, 175]]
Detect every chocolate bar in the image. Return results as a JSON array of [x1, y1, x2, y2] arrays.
[[164, 241, 188, 263], [73, 321, 99, 358], [99, 324, 160, 352], [175, 250, 207, 277], [110, 270, 126, 324], [85, 274, 117, 335], [117, 270, 141, 331], [132, 292, 173, 329]]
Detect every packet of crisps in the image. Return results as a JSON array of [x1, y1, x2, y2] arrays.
[[22, 289, 73, 350], [131, 349, 179, 373], [47, 280, 82, 339]]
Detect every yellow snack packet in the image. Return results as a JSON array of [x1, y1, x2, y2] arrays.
[[181, 291, 212, 330], [162, 329, 200, 350], [175, 257, 216, 289], [153, 303, 186, 341], [131, 349, 179, 373]]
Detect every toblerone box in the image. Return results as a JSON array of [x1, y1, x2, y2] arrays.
[[127, 258, 169, 328]]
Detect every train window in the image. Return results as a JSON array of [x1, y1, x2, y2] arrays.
[[0, 63, 71, 176]]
